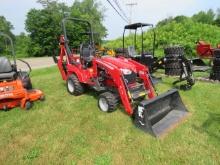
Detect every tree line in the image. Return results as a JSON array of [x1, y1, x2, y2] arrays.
[[0, 1, 220, 58], [105, 8, 220, 57], [0, 0, 106, 57]]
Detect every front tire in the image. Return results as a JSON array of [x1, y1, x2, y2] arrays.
[[98, 92, 118, 113], [67, 74, 84, 96], [25, 101, 32, 110]]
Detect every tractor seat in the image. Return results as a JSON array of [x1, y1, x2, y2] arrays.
[[128, 46, 140, 57], [0, 57, 16, 80], [80, 44, 95, 63]]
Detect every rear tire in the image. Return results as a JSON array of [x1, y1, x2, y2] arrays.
[[165, 62, 181, 69], [165, 54, 181, 59], [165, 68, 182, 76], [164, 46, 184, 56], [67, 74, 84, 96], [213, 59, 220, 66], [98, 92, 118, 113], [164, 46, 185, 76], [213, 49, 220, 58]]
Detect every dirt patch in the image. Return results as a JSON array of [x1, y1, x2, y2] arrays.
[[16, 57, 56, 71]]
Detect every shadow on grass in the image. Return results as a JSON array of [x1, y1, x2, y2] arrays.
[[193, 112, 220, 142]]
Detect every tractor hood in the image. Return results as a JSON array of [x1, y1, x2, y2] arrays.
[[101, 56, 137, 72]]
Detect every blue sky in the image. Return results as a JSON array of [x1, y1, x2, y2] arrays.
[[0, 0, 219, 39]]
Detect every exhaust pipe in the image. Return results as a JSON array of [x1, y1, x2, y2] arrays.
[[134, 89, 189, 137]]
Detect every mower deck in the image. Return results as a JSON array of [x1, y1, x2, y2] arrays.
[[0, 79, 44, 110]]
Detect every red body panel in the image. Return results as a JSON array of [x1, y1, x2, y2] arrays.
[[101, 57, 137, 72]]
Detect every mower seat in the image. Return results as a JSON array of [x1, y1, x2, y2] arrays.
[[0, 57, 16, 80], [80, 44, 95, 63]]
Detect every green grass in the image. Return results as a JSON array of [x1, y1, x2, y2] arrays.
[[0, 66, 220, 165]]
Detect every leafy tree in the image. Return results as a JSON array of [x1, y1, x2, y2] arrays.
[[106, 8, 220, 57], [60, 0, 107, 49], [192, 9, 215, 25], [105, 19, 220, 57], [0, 16, 15, 55], [0, 16, 14, 38], [71, 0, 106, 38], [173, 15, 189, 23], [157, 16, 173, 27], [215, 8, 220, 26], [25, 1, 66, 56], [15, 33, 31, 57], [157, 16, 189, 27], [25, 0, 107, 57]]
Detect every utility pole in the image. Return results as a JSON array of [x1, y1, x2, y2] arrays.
[[126, 2, 137, 25]]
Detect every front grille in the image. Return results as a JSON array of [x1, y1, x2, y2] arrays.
[[124, 71, 137, 84]]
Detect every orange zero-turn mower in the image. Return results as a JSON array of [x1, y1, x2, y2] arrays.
[[0, 33, 44, 110]]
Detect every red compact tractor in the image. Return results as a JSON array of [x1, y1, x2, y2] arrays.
[[53, 18, 189, 137], [0, 33, 44, 110]]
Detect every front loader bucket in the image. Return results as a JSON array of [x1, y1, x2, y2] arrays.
[[134, 89, 189, 137]]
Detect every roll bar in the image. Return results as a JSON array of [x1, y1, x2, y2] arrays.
[[0, 32, 16, 66], [61, 17, 94, 47], [122, 23, 156, 57]]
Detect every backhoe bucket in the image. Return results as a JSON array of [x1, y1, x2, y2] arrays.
[[134, 89, 189, 137]]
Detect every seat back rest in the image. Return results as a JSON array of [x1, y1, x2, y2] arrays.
[[128, 46, 137, 57], [0, 57, 13, 73], [80, 44, 95, 62]]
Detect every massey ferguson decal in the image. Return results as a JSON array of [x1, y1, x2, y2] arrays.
[[0, 93, 14, 99]]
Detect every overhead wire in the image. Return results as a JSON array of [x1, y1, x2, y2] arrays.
[[112, 0, 129, 21], [106, 0, 129, 23]]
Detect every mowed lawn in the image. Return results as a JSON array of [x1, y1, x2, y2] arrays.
[[0, 66, 220, 165]]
